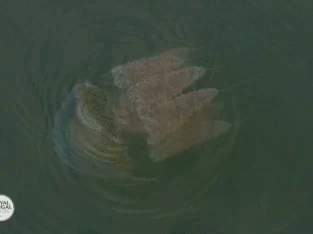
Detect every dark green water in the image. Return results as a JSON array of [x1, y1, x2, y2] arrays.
[[1, 0, 312, 233]]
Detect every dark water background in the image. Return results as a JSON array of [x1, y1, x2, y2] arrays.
[[1, 0, 313, 233]]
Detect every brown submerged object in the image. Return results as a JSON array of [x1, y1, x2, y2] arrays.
[[52, 47, 232, 178]]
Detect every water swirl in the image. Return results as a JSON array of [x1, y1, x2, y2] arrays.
[[2, 1, 311, 233]]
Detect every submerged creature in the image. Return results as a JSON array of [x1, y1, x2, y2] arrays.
[[52, 47, 233, 178]]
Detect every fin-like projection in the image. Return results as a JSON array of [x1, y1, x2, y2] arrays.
[[126, 66, 207, 108], [112, 47, 191, 89], [149, 116, 231, 162], [137, 88, 219, 144]]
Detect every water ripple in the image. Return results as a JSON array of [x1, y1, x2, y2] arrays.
[[2, 1, 311, 233]]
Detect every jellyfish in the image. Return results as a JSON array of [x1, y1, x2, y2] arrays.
[[52, 47, 233, 178]]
